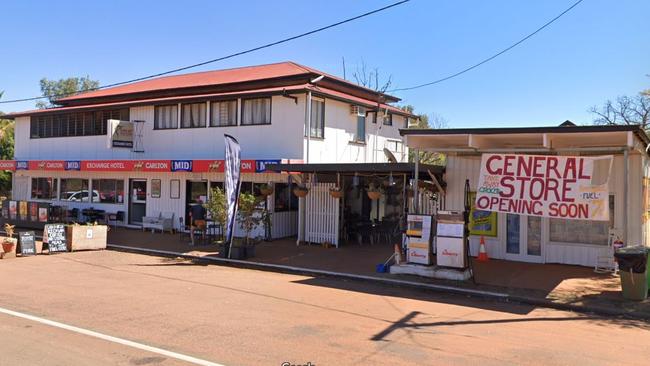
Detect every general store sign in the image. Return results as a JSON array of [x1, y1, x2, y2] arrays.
[[476, 154, 612, 221]]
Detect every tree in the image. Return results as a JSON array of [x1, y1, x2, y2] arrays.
[[205, 187, 228, 242], [590, 90, 650, 130], [402, 105, 448, 166], [36, 76, 99, 109], [0, 91, 14, 196], [351, 59, 393, 93]]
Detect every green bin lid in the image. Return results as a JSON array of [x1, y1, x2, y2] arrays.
[[616, 246, 648, 255]]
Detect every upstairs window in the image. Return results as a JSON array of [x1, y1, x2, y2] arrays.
[[181, 102, 207, 128], [309, 98, 325, 138], [154, 105, 178, 129], [30, 108, 127, 138], [241, 98, 271, 125], [210, 100, 237, 127], [353, 107, 366, 143], [383, 112, 392, 126]]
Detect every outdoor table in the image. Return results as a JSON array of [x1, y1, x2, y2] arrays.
[[82, 209, 106, 223]]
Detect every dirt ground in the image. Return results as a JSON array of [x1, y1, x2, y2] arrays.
[[1, 250, 649, 365]]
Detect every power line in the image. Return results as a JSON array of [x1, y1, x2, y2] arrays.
[[389, 0, 584, 92], [0, 0, 410, 105]]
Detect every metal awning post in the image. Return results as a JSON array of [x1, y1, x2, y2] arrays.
[[413, 149, 420, 213], [623, 149, 630, 245]]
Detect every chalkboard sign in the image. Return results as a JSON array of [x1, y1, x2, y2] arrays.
[[18, 231, 36, 256], [44, 224, 67, 253]]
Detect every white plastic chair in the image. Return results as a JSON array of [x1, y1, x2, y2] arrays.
[[594, 228, 620, 274]]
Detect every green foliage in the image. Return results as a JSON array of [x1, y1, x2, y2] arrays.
[[205, 187, 228, 233], [36, 76, 99, 109], [237, 192, 264, 244], [401, 105, 447, 166], [0, 93, 14, 196]]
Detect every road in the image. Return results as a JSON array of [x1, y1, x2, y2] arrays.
[[0, 250, 648, 366]]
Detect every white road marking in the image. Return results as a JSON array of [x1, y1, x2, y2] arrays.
[[0, 306, 225, 366]]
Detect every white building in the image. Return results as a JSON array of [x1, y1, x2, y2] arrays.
[[402, 123, 650, 267], [1, 62, 416, 238]]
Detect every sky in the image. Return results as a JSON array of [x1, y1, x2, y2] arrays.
[[1, 0, 648, 128]]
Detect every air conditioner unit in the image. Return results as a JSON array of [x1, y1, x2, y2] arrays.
[[350, 105, 366, 116]]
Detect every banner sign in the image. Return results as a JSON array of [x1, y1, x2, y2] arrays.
[[65, 161, 81, 170], [224, 134, 242, 258], [1, 159, 282, 173], [0, 160, 16, 171], [256, 159, 281, 173], [28, 160, 66, 171], [193, 160, 224, 173], [108, 119, 134, 148], [171, 160, 193, 172], [476, 154, 613, 221], [81, 160, 171, 172]]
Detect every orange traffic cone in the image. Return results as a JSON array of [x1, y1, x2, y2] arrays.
[[477, 236, 489, 262]]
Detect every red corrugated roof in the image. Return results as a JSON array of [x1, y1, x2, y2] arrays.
[[4, 85, 307, 118], [4, 80, 416, 119], [307, 85, 415, 118], [56, 61, 401, 105]]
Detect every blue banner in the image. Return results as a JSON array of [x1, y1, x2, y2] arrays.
[[65, 161, 81, 171], [171, 160, 193, 172], [255, 159, 281, 173], [15, 161, 28, 170], [224, 134, 242, 258]]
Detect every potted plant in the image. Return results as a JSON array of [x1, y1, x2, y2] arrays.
[[1, 223, 17, 259], [293, 185, 309, 197], [229, 239, 247, 259], [329, 186, 343, 199], [238, 192, 265, 257], [259, 182, 274, 197], [66, 222, 108, 251], [367, 183, 383, 200], [205, 187, 228, 243]]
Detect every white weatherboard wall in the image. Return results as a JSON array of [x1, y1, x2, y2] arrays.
[[443, 153, 645, 266], [304, 98, 408, 164], [14, 94, 406, 164]]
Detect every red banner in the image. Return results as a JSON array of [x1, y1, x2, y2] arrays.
[[193, 160, 225, 173], [81, 160, 171, 172], [28, 160, 66, 171], [0, 160, 16, 171]]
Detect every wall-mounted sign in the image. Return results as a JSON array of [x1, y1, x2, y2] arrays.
[[469, 192, 497, 237], [255, 159, 281, 173], [28, 160, 66, 171], [240, 160, 256, 173], [16, 161, 28, 170], [193, 160, 224, 173], [65, 161, 81, 171], [171, 160, 193, 172], [81, 160, 170, 172], [108, 119, 134, 148], [0, 160, 16, 171], [476, 154, 613, 221]]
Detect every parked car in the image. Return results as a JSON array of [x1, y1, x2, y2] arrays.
[[64, 190, 101, 202]]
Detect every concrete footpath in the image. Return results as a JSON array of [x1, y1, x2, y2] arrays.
[[107, 243, 650, 321]]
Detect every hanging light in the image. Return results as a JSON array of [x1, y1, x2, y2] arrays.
[[352, 173, 359, 187], [389, 172, 395, 186]]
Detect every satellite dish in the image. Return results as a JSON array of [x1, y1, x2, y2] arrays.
[[383, 148, 398, 163]]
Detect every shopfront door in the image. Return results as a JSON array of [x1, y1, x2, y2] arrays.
[[128, 179, 147, 225], [505, 214, 543, 263], [185, 180, 208, 225]]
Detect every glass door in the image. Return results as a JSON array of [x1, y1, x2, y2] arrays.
[[128, 179, 147, 225], [505, 214, 543, 263]]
